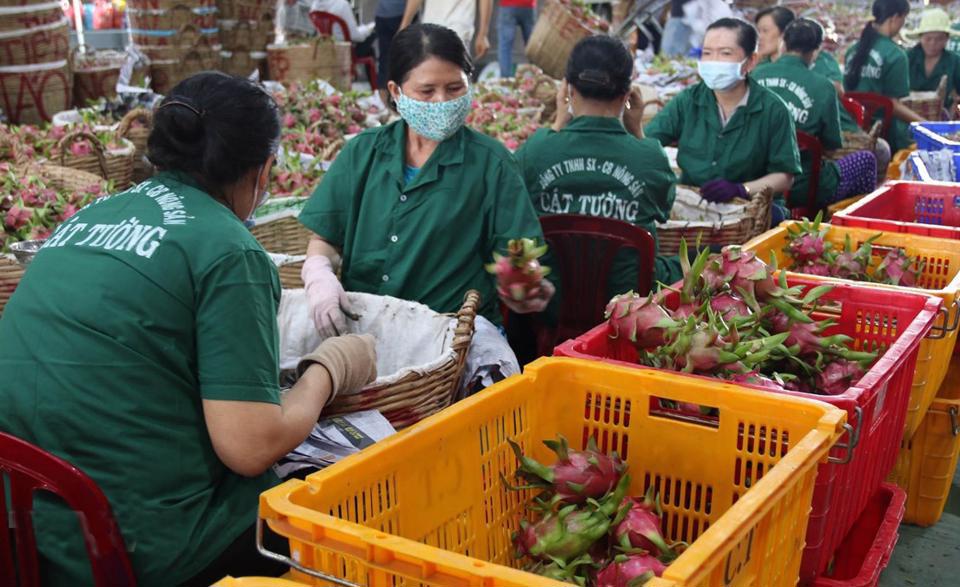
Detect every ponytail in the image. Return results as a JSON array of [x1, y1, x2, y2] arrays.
[[844, 24, 879, 90], [844, 0, 910, 90]]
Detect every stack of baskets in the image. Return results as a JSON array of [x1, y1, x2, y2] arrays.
[[903, 75, 948, 122], [0, 0, 72, 123], [126, 0, 221, 94], [217, 0, 273, 77], [70, 47, 127, 106], [266, 36, 351, 88], [525, 0, 608, 80]]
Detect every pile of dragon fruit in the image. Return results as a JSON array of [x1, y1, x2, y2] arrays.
[[785, 214, 926, 287], [507, 435, 682, 586], [0, 122, 130, 161], [605, 240, 877, 395], [466, 90, 544, 152], [0, 163, 110, 252]]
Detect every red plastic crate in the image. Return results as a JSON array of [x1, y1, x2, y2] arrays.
[[554, 277, 939, 584], [833, 181, 960, 240], [811, 483, 906, 587]]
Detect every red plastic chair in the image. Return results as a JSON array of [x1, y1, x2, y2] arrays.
[[308, 10, 377, 88], [841, 95, 866, 128], [0, 432, 135, 587], [845, 92, 895, 136], [788, 131, 824, 220], [534, 214, 656, 356]]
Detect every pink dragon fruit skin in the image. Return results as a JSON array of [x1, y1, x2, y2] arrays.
[[614, 499, 674, 558], [815, 360, 866, 395], [710, 293, 751, 320], [875, 249, 922, 287], [595, 553, 667, 587], [832, 251, 866, 279], [508, 435, 626, 505], [788, 233, 826, 264], [728, 371, 784, 391], [800, 260, 832, 277], [4, 204, 31, 230], [605, 292, 676, 349]]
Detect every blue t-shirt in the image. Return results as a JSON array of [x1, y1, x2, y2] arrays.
[[377, 0, 406, 18], [403, 164, 420, 185]]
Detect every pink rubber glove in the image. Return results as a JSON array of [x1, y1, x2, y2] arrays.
[[302, 255, 353, 339]]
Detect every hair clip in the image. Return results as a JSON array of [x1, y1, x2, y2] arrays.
[[159, 99, 205, 118], [577, 70, 612, 86]]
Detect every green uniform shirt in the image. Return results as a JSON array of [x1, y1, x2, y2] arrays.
[[645, 78, 802, 192], [844, 35, 913, 151], [0, 172, 282, 586], [948, 23, 960, 56], [754, 54, 843, 208], [810, 50, 861, 132], [299, 120, 543, 324], [908, 44, 960, 107], [514, 116, 679, 294]]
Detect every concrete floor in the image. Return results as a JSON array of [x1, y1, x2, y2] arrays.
[[880, 464, 960, 586]]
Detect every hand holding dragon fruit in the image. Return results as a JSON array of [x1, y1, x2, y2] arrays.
[[486, 238, 551, 302]]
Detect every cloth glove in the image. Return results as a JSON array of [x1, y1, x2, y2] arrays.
[[500, 278, 556, 314], [302, 255, 353, 339], [700, 179, 748, 203], [297, 333, 378, 405]]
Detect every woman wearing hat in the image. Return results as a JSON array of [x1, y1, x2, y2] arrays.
[[906, 7, 960, 111]]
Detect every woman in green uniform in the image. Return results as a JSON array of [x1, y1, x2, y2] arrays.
[[906, 8, 960, 112], [514, 35, 679, 291], [755, 6, 842, 86], [0, 73, 378, 586], [299, 23, 550, 337], [844, 0, 924, 153], [754, 19, 878, 211], [645, 17, 802, 225]]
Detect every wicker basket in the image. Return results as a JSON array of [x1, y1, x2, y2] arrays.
[[250, 214, 313, 287], [267, 38, 351, 88], [321, 290, 480, 429], [0, 1, 62, 32], [71, 49, 125, 106], [830, 120, 883, 160], [220, 49, 266, 77], [0, 15, 68, 66], [128, 0, 216, 9], [525, 0, 600, 80], [127, 5, 218, 31], [903, 75, 948, 122], [148, 48, 219, 94], [56, 129, 135, 187], [117, 107, 154, 182], [0, 59, 71, 124], [131, 24, 220, 49], [217, 0, 274, 22], [656, 185, 774, 255], [0, 255, 24, 316], [219, 14, 274, 51]]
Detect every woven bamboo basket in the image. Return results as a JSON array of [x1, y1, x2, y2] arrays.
[[117, 107, 154, 182], [131, 24, 220, 49], [217, 0, 274, 22], [0, 1, 62, 32], [127, 0, 216, 10], [0, 59, 71, 124], [656, 185, 774, 255], [0, 15, 68, 65], [903, 75, 948, 122], [56, 129, 134, 187], [219, 48, 266, 77], [71, 49, 125, 106], [525, 0, 602, 79], [831, 120, 883, 160], [148, 48, 219, 94], [321, 290, 480, 430], [219, 14, 274, 51], [127, 4, 218, 31], [250, 214, 313, 287], [0, 255, 24, 316], [266, 38, 351, 88]]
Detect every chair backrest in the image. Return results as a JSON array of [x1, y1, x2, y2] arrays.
[[841, 95, 866, 127], [844, 92, 895, 136], [539, 214, 656, 351], [308, 10, 351, 43], [790, 131, 824, 220], [0, 432, 135, 587]]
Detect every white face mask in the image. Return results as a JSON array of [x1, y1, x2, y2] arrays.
[[698, 59, 748, 91], [249, 164, 268, 220]]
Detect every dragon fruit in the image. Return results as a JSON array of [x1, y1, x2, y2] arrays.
[[613, 491, 676, 559], [527, 555, 594, 586], [709, 292, 751, 320], [4, 204, 31, 230], [69, 141, 92, 157], [727, 371, 785, 391], [508, 435, 626, 504], [594, 552, 667, 587], [786, 212, 830, 264], [512, 475, 630, 562], [700, 246, 777, 301], [486, 238, 551, 302], [874, 249, 924, 287], [815, 360, 866, 395], [606, 292, 676, 349]]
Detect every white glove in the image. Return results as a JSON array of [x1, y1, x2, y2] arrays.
[[302, 255, 353, 339]]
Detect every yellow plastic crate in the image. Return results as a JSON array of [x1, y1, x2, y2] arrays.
[[744, 223, 960, 441], [258, 358, 845, 587], [212, 579, 307, 586], [889, 358, 960, 526]]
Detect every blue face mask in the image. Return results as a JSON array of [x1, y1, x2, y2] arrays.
[[698, 59, 747, 91], [396, 88, 473, 142]]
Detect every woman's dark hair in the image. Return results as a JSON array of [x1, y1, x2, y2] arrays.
[[706, 18, 759, 57], [845, 0, 910, 89], [147, 72, 279, 195], [387, 23, 473, 105], [783, 18, 825, 55], [756, 6, 796, 34], [565, 35, 633, 101]]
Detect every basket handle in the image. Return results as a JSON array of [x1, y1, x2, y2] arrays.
[[451, 290, 481, 356], [58, 130, 109, 180], [116, 108, 152, 140], [827, 405, 861, 465], [255, 518, 361, 587]]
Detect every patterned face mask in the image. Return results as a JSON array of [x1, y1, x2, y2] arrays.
[[396, 88, 473, 142]]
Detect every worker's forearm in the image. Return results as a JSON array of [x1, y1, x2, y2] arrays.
[[307, 235, 342, 267], [477, 0, 493, 37], [893, 99, 924, 124], [746, 173, 793, 196], [277, 364, 333, 444], [400, 0, 423, 28]]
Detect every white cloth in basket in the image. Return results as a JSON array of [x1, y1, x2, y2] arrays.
[[661, 185, 753, 227], [278, 290, 457, 394]]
